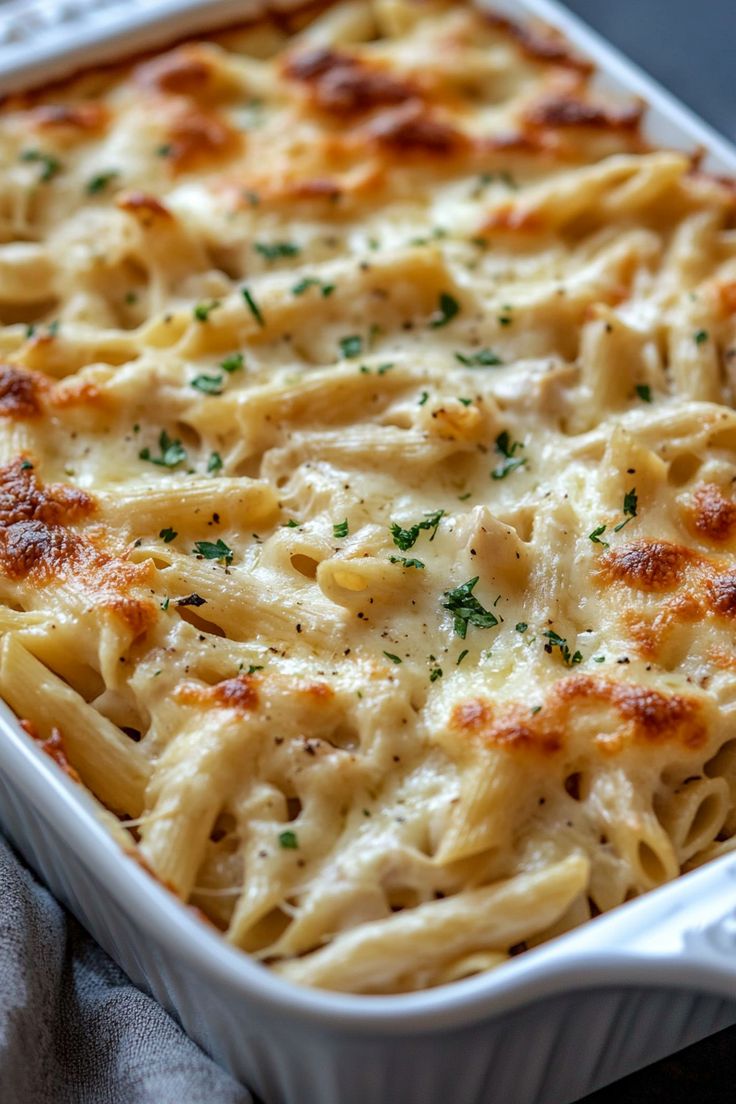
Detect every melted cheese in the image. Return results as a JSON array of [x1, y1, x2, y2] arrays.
[[0, 0, 736, 994]]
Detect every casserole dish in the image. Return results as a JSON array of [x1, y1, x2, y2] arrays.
[[1, 1, 736, 1102]]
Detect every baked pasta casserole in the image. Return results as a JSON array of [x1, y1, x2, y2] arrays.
[[1, 0, 736, 994]]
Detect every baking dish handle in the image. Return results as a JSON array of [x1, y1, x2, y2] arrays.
[[585, 855, 736, 998]]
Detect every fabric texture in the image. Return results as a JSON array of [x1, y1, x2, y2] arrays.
[[0, 836, 252, 1104]]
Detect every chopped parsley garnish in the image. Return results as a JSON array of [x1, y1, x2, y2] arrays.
[[339, 334, 363, 359], [246, 664, 264, 674], [390, 509, 444, 551], [694, 329, 709, 345], [20, 148, 61, 182], [377, 362, 394, 375], [193, 300, 220, 323], [159, 527, 177, 543], [542, 630, 582, 667], [193, 539, 233, 565], [454, 348, 503, 367], [278, 830, 299, 849], [220, 353, 243, 373], [389, 556, 425, 569], [86, 170, 118, 195], [635, 383, 652, 403], [242, 287, 264, 326], [498, 305, 513, 326], [156, 143, 173, 158], [139, 431, 187, 469], [383, 651, 402, 664], [283, 519, 300, 528], [333, 519, 349, 539], [429, 291, 460, 329], [291, 277, 335, 298], [491, 431, 526, 480], [255, 241, 300, 260], [442, 577, 498, 639], [191, 373, 224, 395], [458, 492, 471, 501], [418, 391, 429, 406], [588, 525, 609, 547], [207, 451, 223, 474], [613, 488, 638, 532], [515, 622, 528, 633], [125, 291, 138, 305], [593, 655, 606, 663], [429, 665, 443, 682], [456, 649, 469, 665]]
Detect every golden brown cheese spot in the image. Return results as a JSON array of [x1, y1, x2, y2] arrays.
[[523, 95, 642, 131], [0, 459, 93, 528], [688, 483, 736, 543], [163, 104, 241, 172], [556, 675, 707, 751], [483, 12, 592, 72], [0, 460, 154, 633], [0, 365, 45, 418], [178, 673, 260, 712], [707, 572, 736, 617], [136, 49, 215, 97], [116, 191, 173, 222], [598, 540, 693, 591], [451, 697, 493, 733], [363, 101, 467, 154], [29, 102, 109, 135], [284, 47, 416, 115], [718, 280, 736, 315], [299, 681, 334, 702]]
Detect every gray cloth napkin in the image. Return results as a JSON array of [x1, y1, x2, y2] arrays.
[[0, 835, 252, 1104]]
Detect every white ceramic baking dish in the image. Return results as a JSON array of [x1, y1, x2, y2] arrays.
[[2, 3, 736, 1102]]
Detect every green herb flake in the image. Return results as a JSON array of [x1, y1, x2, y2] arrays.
[[278, 829, 299, 849], [333, 519, 349, 539], [593, 655, 606, 663], [588, 525, 609, 547], [339, 334, 363, 359], [193, 300, 220, 323], [429, 665, 443, 682], [193, 538, 233, 565], [457, 397, 472, 407], [191, 373, 224, 395], [292, 277, 320, 296], [389, 556, 425, 569], [139, 430, 187, 469], [456, 649, 469, 665], [442, 577, 499, 639], [125, 291, 138, 306], [160, 597, 170, 611], [458, 492, 472, 501], [491, 431, 526, 480], [19, 459, 33, 472], [418, 390, 429, 406], [542, 630, 582, 667], [20, 148, 62, 183], [159, 527, 177, 543], [283, 519, 300, 528], [242, 287, 264, 326], [255, 241, 300, 260], [86, 170, 118, 195], [207, 451, 223, 474], [321, 283, 336, 298], [454, 348, 503, 367], [377, 362, 395, 376], [531, 705, 542, 715], [613, 488, 638, 532], [694, 329, 709, 345], [247, 664, 264, 674], [220, 352, 244, 374], [156, 143, 173, 158], [515, 622, 528, 633], [429, 291, 460, 329], [383, 651, 402, 664], [635, 383, 652, 403], [390, 508, 444, 551]]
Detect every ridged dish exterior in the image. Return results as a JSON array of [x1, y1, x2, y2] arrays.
[[2, 2, 736, 1102]]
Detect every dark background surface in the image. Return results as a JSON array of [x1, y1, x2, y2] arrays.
[[561, 2, 736, 1101]]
